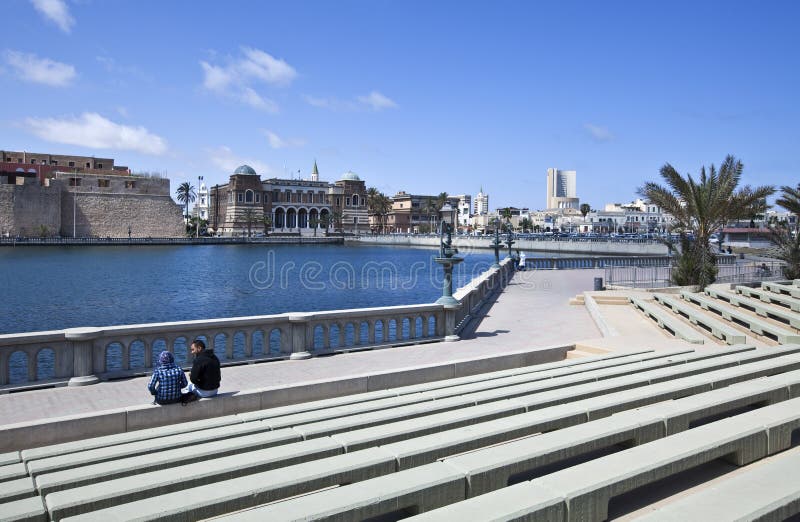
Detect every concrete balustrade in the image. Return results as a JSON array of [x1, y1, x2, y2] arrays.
[[0, 260, 515, 391]]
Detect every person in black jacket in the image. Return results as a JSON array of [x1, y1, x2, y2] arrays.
[[183, 339, 221, 399]]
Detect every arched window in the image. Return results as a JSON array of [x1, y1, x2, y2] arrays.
[[352, 194, 359, 206], [245, 190, 254, 203]]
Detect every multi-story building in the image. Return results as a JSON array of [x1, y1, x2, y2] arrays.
[[193, 181, 209, 221], [474, 187, 489, 215], [208, 164, 368, 236], [384, 192, 460, 233], [546, 168, 579, 210], [454, 194, 472, 228]]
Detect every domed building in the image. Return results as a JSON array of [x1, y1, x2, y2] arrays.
[[208, 162, 368, 236]]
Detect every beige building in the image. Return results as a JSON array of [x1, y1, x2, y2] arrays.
[[546, 168, 579, 210]]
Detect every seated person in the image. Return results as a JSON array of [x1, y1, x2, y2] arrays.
[[184, 339, 221, 399], [147, 351, 187, 405]]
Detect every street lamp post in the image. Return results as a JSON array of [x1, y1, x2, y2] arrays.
[[433, 203, 463, 342], [505, 222, 516, 264], [490, 218, 503, 269], [196, 175, 203, 238]]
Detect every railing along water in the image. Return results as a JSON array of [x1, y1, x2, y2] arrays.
[[0, 258, 516, 390]]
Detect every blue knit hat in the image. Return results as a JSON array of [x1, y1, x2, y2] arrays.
[[158, 351, 175, 366]]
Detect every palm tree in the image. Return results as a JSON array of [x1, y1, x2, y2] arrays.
[[261, 215, 272, 236], [379, 193, 392, 234], [520, 217, 532, 233], [309, 216, 320, 237], [424, 198, 438, 233], [175, 182, 196, 223], [331, 210, 344, 237], [639, 155, 775, 288], [319, 213, 331, 235], [769, 184, 800, 279], [242, 209, 257, 237]]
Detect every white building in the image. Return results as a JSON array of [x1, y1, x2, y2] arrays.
[[454, 194, 472, 228], [546, 168, 579, 210], [474, 187, 489, 216], [194, 181, 209, 221]]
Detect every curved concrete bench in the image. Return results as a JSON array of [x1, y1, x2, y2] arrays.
[[706, 287, 800, 329], [631, 446, 800, 521], [681, 290, 800, 344], [653, 293, 747, 345], [737, 285, 800, 312], [629, 296, 706, 344]]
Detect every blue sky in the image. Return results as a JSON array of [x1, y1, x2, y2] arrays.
[[1, 0, 798, 210]]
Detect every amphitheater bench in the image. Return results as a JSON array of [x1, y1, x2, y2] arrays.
[[681, 290, 800, 344], [631, 446, 800, 521], [629, 296, 705, 343], [705, 286, 800, 329], [737, 284, 800, 312], [762, 281, 800, 299], [653, 293, 747, 345], [0, 496, 47, 522]]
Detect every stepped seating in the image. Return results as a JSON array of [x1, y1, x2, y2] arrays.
[[762, 281, 800, 299], [653, 293, 747, 345], [705, 286, 800, 329], [628, 296, 706, 344], [4, 345, 800, 520], [631, 445, 800, 521], [681, 290, 800, 344], [737, 284, 800, 312]]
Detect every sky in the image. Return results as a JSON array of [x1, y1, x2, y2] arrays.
[[1, 0, 798, 211]]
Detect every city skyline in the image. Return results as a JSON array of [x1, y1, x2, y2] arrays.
[[1, 1, 798, 210]]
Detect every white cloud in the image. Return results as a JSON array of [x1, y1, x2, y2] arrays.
[[30, 0, 75, 33], [357, 91, 397, 111], [23, 113, 167, 155], [4, 50, 76, 87], [265, 130, 305, 149], [305, 91, 398, 112], [239, 87, 279, 113], [208, 146, 272, 175], [200, 47, 296, 111], [239, 47, 297, 86], [583, 123, 614, 142]]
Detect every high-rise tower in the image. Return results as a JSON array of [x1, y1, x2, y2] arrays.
[[546, 168, 579, 209]]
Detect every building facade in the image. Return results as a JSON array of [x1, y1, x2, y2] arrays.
[[208, 164, 368, 236], [546, 168, 579, 210], [474, 187, 489, 215]]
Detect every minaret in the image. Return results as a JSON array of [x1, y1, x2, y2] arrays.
[[311, 160, 319, 182]]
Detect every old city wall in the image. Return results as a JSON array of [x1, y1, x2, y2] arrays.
[[61, 192, 184, 238], [0, 182, 61, 236]]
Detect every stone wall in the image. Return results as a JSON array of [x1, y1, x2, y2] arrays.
[[60, 191, 184, 238], [0, 183, 61, 237]]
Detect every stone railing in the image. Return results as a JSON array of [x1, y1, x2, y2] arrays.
[[0, 260, 515, 390], [0, 236, 343, 247], [525, 254, 736, 270]]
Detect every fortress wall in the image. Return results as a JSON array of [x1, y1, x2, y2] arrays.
[[61, 192, 184, 238], [0, 183, 61, 236]]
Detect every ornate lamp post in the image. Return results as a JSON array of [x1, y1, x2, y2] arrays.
[[434, 203, 464, 307], [490, 218, 503, 269], [505, 221, 516, 264]]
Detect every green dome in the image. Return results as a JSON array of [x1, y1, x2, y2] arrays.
[[234, 165, 257, 175], [340, 171, 360, 181]]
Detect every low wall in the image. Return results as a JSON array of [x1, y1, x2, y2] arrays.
[[0, 342, 571, 452], [353, 235, 669, 256]]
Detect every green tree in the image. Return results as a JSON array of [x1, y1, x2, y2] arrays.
[[309, 215, 320, 236], [770, 183, 800, 279], [261, 215, 272, 236], [242, 209, 257, 237], [175, 182, 196, 223], [639, 155, 774, 288], [580, 203, 591, 219], [331, 210, 344, 237], [424, 198, 438, 233], [319, 213, 331, 235], [520, 217, 532, 233]]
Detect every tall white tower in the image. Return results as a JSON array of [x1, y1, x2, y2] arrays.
[[546, 168, 578, 209], [475, 186, 489, 215], [310, 160, 319, 182]]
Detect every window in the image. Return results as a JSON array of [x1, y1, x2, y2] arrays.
[[255, 193, 260, 203], [245, 190, 253, 203], [16, 158, 21, 163], [125, 180, 136, 189], [68, 161, 75, 167], [346, 197, 351, 206], [97, 163, 103, 169], [31, 159, 36, 164], [97, 179, 110, 188], [336, 197, 341, 206], [237, 193, 243, 202], [228, 192, 233, 203], [352, 195, 359, 206], [50, 160, 58, 165], [85, 162, 91, 168], [69, 177, 81, 186]]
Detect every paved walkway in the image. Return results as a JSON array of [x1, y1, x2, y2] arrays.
[[0, 269, 612, 426]]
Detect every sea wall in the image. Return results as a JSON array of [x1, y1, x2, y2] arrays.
[[0, 183, 61, 237], [61, 191, 184, 238]]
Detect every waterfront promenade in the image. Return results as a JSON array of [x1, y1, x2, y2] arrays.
[[0, 269, 605, 427]]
